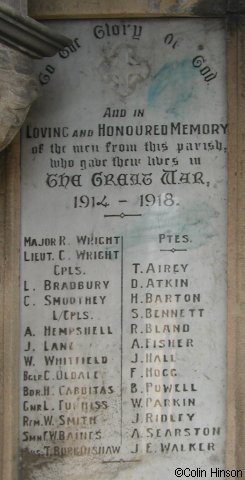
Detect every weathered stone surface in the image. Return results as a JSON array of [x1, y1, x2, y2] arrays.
[[19, 18, 227, 480], [0, 42, 39, 151], [28, 0, 228, 19]]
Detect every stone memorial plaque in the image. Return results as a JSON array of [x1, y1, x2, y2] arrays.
[[20, 18, 227, 479]]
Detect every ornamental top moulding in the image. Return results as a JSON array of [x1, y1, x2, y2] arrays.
[[0, 1, 72, 58], [0, 1, 72, 151]]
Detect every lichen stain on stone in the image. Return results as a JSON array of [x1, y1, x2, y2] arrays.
[[166, 0, 226, 15], [99, 44, 150, 98], [19, 448, 142, 480], [122, 201, 219, 252], [148, 58, 196, 117], [19, 449, 63, 480], [147, 0, 161, 11], [191, 0, 226, 15], [167, 0, 197, 14]]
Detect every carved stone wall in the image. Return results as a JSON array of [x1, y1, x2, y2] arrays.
[[0, 42, 39, 151]]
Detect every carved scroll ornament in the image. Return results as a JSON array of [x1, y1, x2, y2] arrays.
[[0, 1, 72, 151], [0, 42, 39, 151]]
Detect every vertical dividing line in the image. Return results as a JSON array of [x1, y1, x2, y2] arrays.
[[120, 235, 124, 445]]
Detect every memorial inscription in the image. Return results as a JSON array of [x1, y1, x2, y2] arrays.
[[20, 19, 227, 480]]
